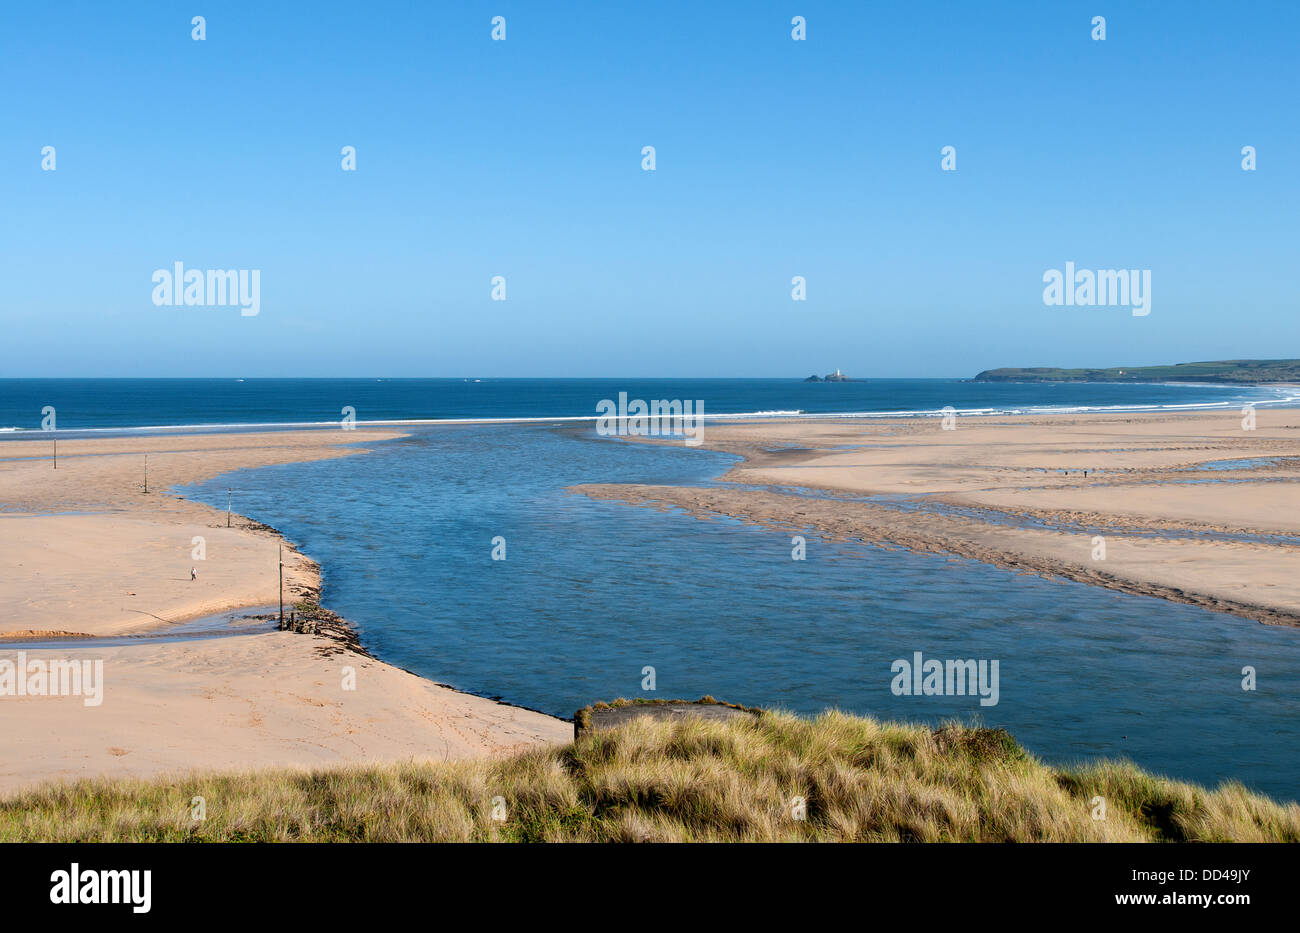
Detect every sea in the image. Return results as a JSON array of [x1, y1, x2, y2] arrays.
[[2, 377, 1298, 800]]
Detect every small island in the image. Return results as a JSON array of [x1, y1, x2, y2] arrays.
[[973, 359, 1300, 385], [805, 369, 853, 383]]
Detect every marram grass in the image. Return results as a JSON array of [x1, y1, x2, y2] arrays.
[[2, 710, 1296, 842]]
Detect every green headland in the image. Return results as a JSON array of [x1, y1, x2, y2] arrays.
[[973, 359, 1300, 384]]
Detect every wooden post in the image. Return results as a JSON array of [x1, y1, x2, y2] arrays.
[[278, 544, 284, 626], [53, 437, 56, 470], [143, 454, 148, 494], [227, 488, 232, 528]]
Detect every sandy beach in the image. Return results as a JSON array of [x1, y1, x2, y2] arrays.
[[0, 430, 570, 793], [575, 408, 1300, 627]]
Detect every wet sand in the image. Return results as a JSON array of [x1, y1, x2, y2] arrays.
[[573, 408, 1300, 626]]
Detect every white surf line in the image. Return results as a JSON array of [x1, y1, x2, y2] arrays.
[[3, 389, 1298, 437]]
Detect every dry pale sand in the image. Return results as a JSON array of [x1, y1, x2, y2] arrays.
[[0, 430, 404, 637], [0, 633, 565, 791], [575, 408, 1300, 626], [0, 430, 570, 794]]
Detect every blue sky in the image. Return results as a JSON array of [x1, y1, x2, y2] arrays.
[[1, 1, 1296, 377]]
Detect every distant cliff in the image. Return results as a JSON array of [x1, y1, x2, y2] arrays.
[[973, 359, 1300, 385]]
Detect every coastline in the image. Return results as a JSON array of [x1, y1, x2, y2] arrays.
[[572, 408, 1300, 628], [0, 430, 570, 793], [5, 405, 1299, 792]]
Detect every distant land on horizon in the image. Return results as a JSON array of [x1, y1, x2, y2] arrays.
[[971, 359, 1300, 385]]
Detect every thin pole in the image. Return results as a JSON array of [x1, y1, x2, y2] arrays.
[[227, 489, 231, 528], [143, 454, 148, 494], [278, 544, 284, 626], [53, 437, 56, 470]]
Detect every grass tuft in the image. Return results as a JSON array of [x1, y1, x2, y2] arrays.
[[1, 710, 1295, 842]]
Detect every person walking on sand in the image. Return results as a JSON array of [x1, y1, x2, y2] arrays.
[[190, 567, 197, 582]]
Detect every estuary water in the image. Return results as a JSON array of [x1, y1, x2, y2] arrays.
[[180, 423, 1300, 801]]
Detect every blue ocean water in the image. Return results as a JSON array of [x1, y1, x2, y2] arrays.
[[179, 423, 1300, 801], [1, 377, 1297, 433]]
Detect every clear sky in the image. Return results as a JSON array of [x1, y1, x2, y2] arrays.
[[2, 1, 1296, 377]]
